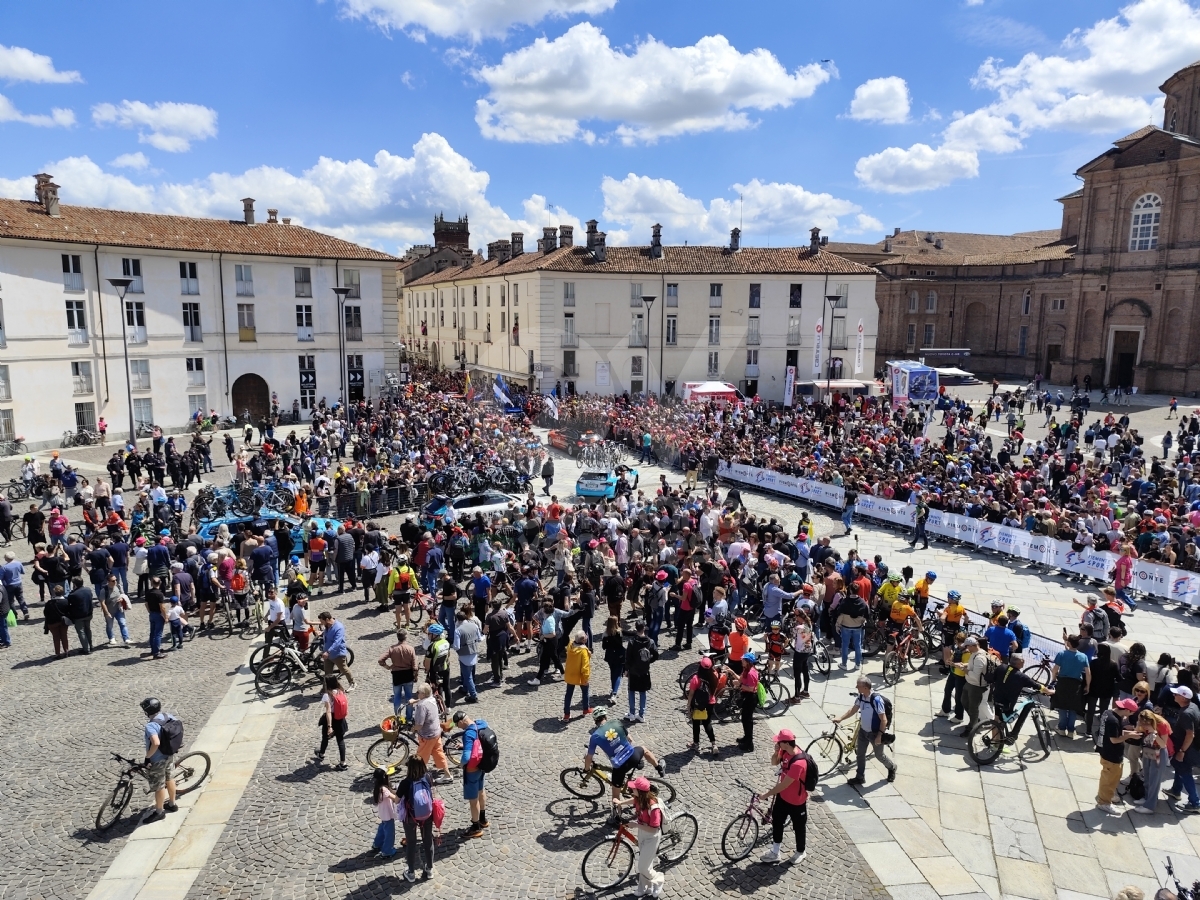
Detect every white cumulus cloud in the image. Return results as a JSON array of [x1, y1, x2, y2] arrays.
[[849, 76, 910, 124], [0, 44, 82, 83], [0, 94, 74, 128], [854, 144, 980, 194], [338, 0, 616, 41], [475, 23, 832, 144], [0, 134, 582, 256], [92, 100, 218, 152], [600, 173, 866, 245], [855, 0, 1198, 193], [111, 152, 150, 170]]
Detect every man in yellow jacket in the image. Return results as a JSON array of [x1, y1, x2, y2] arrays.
[[564, 630, 592, 721]]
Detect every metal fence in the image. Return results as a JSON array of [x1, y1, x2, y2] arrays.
[[332, 484, 430, 519]]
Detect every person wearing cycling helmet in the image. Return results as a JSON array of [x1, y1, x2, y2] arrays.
[[584, 707, 665, 817], [939, 590, 970, 672], [736, 651, 761, 752], [912, 571, 936, 617], [424, 623, 452, 702], [139, 697, 179, 823], [876, 572, 902, 619], [988, 599, 1005, 625], [765, 620, 787, 676]]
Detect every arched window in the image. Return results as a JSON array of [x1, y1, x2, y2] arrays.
[[1129, 194, 1161, 251]]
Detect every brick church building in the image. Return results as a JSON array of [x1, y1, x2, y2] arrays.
[[871, 61, 1200, 393]]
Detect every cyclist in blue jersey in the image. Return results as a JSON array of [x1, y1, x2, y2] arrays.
[[584, 707, 665, 817]]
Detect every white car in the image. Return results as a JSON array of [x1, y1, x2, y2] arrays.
[[421, 491, 523, 527]]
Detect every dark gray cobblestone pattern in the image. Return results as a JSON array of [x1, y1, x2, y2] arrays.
[[184, 590, 888, 900]]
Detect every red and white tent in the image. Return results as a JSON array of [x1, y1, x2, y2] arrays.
[[681, 381, 743, 402]]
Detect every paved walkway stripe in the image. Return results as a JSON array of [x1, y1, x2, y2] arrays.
[[85, 654, 282, 900]]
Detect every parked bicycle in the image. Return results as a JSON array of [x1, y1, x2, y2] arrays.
[[0, 436, 27, 457], [882, 622, 929, 686], [721, 779, 776, 862], [579, 801, 697, 890], [94, 751, 211, 831], [967, 687, 1055, 766], [62, 428, 100, 448]]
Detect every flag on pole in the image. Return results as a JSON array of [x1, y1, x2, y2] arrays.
[[854, 319, 865, 375], [544, 393, 559, 420], [812, 321, 823, 376], [464, 372, 475, 403], [493, 379, 512, 407]]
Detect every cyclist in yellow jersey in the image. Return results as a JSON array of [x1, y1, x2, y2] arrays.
[[938, 590, 970, 672], [913, 571, 936, 617], [876, 573, 901, 616], [888, 594, 918, 626]]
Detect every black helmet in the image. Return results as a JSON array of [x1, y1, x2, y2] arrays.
[[140, 697, 162, 717]]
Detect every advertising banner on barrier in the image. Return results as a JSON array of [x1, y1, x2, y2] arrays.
[[852, 496, 1200, 604], [717, 460, 845, 509]]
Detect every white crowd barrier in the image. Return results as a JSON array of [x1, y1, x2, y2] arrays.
[[717, 460, 846, 510], [854, 495, 1200, 607]]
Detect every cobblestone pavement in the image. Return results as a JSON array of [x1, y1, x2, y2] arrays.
[[183, 589, 889, 900]]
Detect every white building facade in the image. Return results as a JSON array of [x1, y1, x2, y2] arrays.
[[402, 224, 879, 402], [0, 178, 398, 448]]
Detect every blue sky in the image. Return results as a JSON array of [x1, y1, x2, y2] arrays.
[[0, 0, 1193, 254]]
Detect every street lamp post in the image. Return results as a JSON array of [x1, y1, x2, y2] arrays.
[[641, 295, 656, 397], [824, 294, 842, 401], [333, 286, 352, 403], [106, 277, 137, 445]]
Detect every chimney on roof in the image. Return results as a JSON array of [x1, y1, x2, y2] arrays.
[[586, 219, 599, 251], [883, 239, 892, 253], [511, 232, 524, 257], [242, 198, 255, 225], [893, 227, 901, 237], [282, 217, 292, 225], [925, 232, 935, 243], [809, 226, 822, 254], [593, 232, 607, 263], [34, 174, 61, 217], [650, 223, 663, 259], [934, 238, 944, 250], [559, 224, 573, 248], [487, 239, 512, 263], [266, 208, 278, 224], [730, 227, 741, 253], [541, 226, 557, 254]]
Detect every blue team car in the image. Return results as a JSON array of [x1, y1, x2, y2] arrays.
[[575, 465, 638, 500]]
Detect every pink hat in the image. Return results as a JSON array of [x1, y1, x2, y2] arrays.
[[655, 570, 668, 581], [1114, 698, 1139, 713], [772, 729, 797, 743], [628, 776, 652, 792]]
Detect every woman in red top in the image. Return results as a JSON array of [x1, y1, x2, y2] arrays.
[[758, 729, 808, 865], [685, 657, 719, 755], [616, 776, 665, 897]]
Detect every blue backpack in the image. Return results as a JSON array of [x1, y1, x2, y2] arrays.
[[409, 775, 433, 821]]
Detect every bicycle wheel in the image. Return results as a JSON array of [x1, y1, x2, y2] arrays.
[[12, 442, 27, 457], [967, 719, 1007, 766], [813, 643, 832, 678], [407, 601, 426, 627], [255, 657, 294, 697], [95, 776, 134, 831], [560, 766, 606, 799], [443, 732, 464, 769], [882, 651, 902, 686], [864, 627, 886, 657], [581, 837, 635, 891], [805, 733, 845, 772], [249, 644, 280, 673], [1030, 709, 1053, 761], [720, 813, 760, 862], [1025, 663, 1053, 689], [5, 482, 25, 502], [643, 776, 677, 804], [677, 662, 700, 697], [908, 638, 930, 672], [173, 751, 211, 794], [366, 735, 412, 772], [659, 812, 697, 863], [761, 678, 790, 716]]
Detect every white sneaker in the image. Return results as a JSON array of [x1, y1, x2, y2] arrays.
[[1130, 805, 1154, 815], [650, 884, 663, 898], [789, 851, 807, 865], [1096, 803, 1118, 814], [1056, 729, 1068, 737], [934, 711, 948, 718], [949, 716, 963, 725], [761, 848, 782, 865]]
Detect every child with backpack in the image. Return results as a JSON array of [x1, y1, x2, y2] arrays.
[[314, 677, 349, 769], [396, 757, 439, 880], [370, 767, 399, 859]]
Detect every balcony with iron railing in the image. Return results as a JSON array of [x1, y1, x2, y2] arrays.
[[68, 328, 88, 346], [561, 333, 578, 348], [346, 326, 363, 342], [484, 331, 492, 343], [297, 326, 314, 342], [63, 272, 83, 291], [745, 364, 760, 378], [786, 327, 802, 345], [564, 363, 579, 377], [127, 326, 147, 345], [747, 330, 760, 345], [457, 326, 466, 340], [628, 333, 648, 348], [510, 330, 519, 346]]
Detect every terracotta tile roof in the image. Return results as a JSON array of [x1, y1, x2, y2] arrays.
[[961, 242, 1075, 266], [403, 244, 874, 287], [0, 199, 398, 261], [1115, 125, 1160, 145], [1057, 189, 1084, 201], [878, 229, 1061, 266]]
